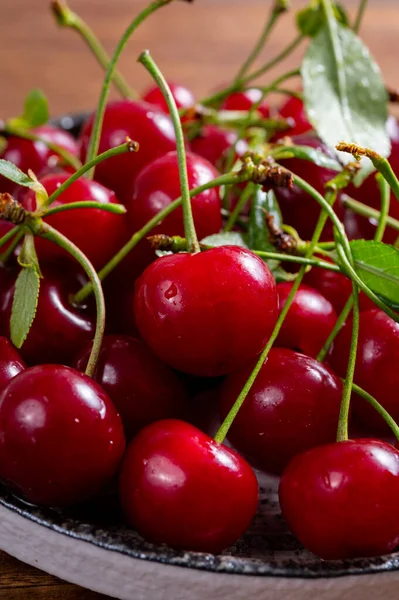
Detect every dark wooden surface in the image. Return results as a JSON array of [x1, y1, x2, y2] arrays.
[[0, 0, 397, 598]]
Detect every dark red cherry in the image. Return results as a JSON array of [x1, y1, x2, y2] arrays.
[[74, 335, 188, 439], [276, 96, 312, 139], [189, 125, 248, 169], [142, 82, 195, 113], [127, 151, 222, 241], [0, 364, 125, 506], [330, 309, 399, 434], [279, 439, 399, 560], [119, 419, 258, 552], [220, 348, 342, 474], [22, 172, 127, 269], [134, 246, 278, 376], [275, 282, 337, 357], [0, 125, 79, 195], [222, 89, 270, 118], [79, 100, 176, 204], [0, 336, 26, 392], [0, 260, 95, 366]]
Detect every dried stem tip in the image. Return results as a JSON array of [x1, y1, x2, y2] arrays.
[[336, 142, 380, 163], [51, 1, 74, 27], [0, 194, 26, 224], [147, 234, 188, 253], [265, 212, 297, 254], [125, 137, 140, 152], [253, 162, 294, 189]]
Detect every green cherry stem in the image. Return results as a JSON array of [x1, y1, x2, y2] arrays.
[[351, 382, 399, 442], [342, 196, 399, 233], [317, 296, 353, 363], [374, 174, 391, 243], [138, 50, 200, 253], [85, 0, 174, 175], [242, 37, 303, 85], [0, 225, 22, 252], [45, 201, 126, 218], [0, 229, 24, 264], [353, 0, 368, 34], [224, 184, 254, 232]]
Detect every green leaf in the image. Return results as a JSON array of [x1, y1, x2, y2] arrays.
[[297, 2, 349, 38], [350, 240, 399, 310], [8, 89, 49, 130], [247, 186, 282, 270], [274, 144, 342, 171], [302, 21, 390, 176], [201, 231, 248, 249], [0, 160, 38, 188], [10, 267, 40, 348]]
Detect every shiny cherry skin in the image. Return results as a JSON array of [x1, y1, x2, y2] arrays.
[[0, 337, 26, 392], [189, 125, 248, 169], [79, 100, 176, 204], [134, 246, 278, 376], [220, 348, 342, 474], [74, 335, 188, 439], [279, 439, 399, 560], [0, 125, 79, 195], [222, 89, 270, 118], [276, 96, 312, 139], [142, 82, 195, 113], [0, 260, 95, 366], [330, 309, 399, 434], [119, 419, 258, 552], [0, 364, 125, 506], [22, 172, 127, 269], [127, 151, 222, 240], [275, 282, 337, 357]]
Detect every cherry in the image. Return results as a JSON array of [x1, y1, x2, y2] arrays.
[[119, 419, 258, 552], [22, 172, 127, 269], [275, 96, 312, 139], [74, 335, 188, 439], [279, 439, 399, 560], [134, 246, 278, 377], [275, 282, 337, 357], [220, 348, 342, 474], [0, 260, 95, 366], [0, 336, 26, 392], [127, 151, 222, 241], [189, 125, 248, 169], [0, 125, 79, 195], [0, 364, 125, 506], [330, 309, 399, 435], [79, 100, 176, 204], [142, 82, 195, 113], [221, 89, 270, 118]]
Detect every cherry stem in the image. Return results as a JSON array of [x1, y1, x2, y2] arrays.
[[317, 296, 353, 363], [374, 174, 391, 242], [138, 50, 200, 253], [351, 382, 399, 442], [47, 140, 139, 206], [0, 229, 24, 264], [353, 0, 368, 33], [85, 0, 174, 176], [0, 224, 22, 252], [45, 201, 126, 218], [30, 220, 105, 378], [224, 184, 255, 232], [342, 196, 399, 233], [51, 0, 136, 99]]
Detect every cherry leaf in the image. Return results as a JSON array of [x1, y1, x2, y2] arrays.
[[10, 267, 40, 348], [201, 232, 248, 249], [9, 89, 49, 130], [0, 160, 38, 188], [247, 186, 281, 270], [274, 144, 341, 171]]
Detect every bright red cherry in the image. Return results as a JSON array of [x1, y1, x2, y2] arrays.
[[0, 125, 79, 195], [0, 364, 125, 506], [275, 282, 337, 357], [79, 100, 176, 204], [142, 82, 195, 113], [0, 260, 95, 366], [119, 419, 258, 552], [134, 246, 278, 376], [189, 125, 248, 169], [276, 96, 312, 139], [220, 348, 342, 474], [222, 89, 270, 118], [74, 335, 188, 439], [0, 337, 26, 392], [22, 172, 127, 269], [279, 439, 399, 560], [330, 309, 399, 434]]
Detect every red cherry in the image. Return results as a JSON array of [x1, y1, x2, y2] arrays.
[[276, 96, 312, 139], [0, 336, 26, 392], [220, 348, 342, 474], [275, 282, 337, 357], [189, 125, 248, 169], [222, 89, 270, 118], [127, 151, 222, 241], [142, 82, 195, 113], [0, 260, 95, 366], [119, 419, 258, 552], [74, 335, 188, 439], [0, 364, 125, 506], [0, 125, 79, 195], [22, 172, 127, 269], [279, 439, 399, 560], [330, 309, 399, 434], [134, 246, 278, 376], [79, 100, 176, 204]]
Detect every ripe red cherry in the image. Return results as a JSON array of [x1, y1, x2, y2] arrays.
[[134, 246, 278, 376], [79, 100, 176, 204], [22, 172, 127, 269], [0, 364, 125, 506], [74, 335, 188, 439], [220, 348, 342, 474], [0, 125, 79, 195], [119, 419, 258, 552], [189, 125, 248, 169], [279, 439, 399, 560], [127, 151, 222, 241], [0, 337, 26, 392], [275, 282, 337, 357], [142, 82, 195, 113], [222, 89, 270, 118], [0, 260, 95, 366], [275, 96, 312, 139], [330, 309, 399, 434]]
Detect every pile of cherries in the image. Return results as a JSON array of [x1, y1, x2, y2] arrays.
[[1, 74, 399, 565]]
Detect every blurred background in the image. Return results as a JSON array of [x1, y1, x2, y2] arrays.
[[0, 0, 397, 119]]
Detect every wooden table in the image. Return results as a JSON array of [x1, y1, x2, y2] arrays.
[[0, 0, 397, 597]]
